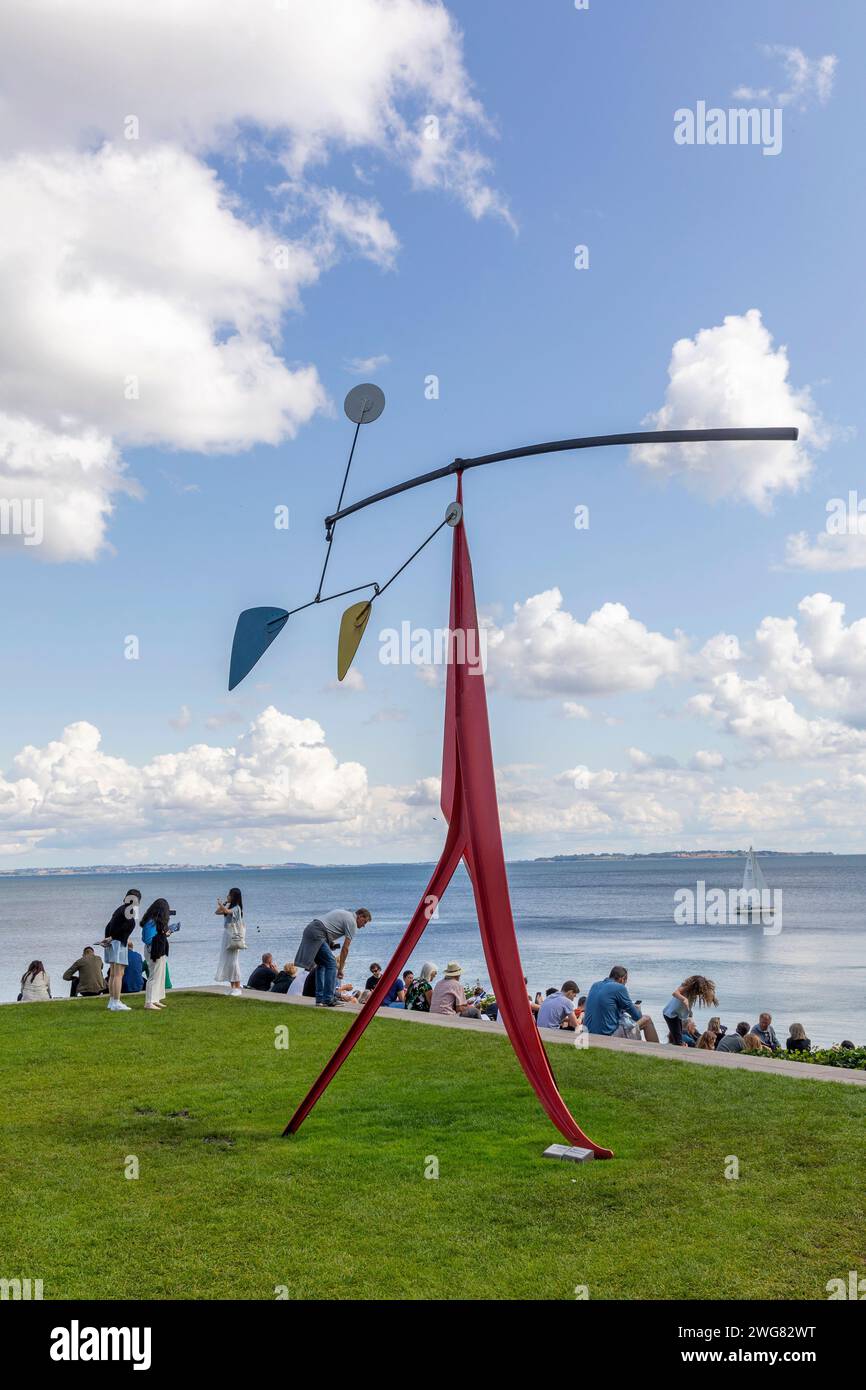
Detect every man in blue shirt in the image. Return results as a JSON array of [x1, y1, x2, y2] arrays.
[[750, 1012, 780, 1050], [537, 980, 581, 1030], [584, 966, 659, 1041], [383, 971, 411, 1007], [122, 942, 145, 994]]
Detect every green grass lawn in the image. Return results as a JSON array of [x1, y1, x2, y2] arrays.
[[1, 993, 864, 1301]]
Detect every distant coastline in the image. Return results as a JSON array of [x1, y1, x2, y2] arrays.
[[534, 850, 835, 862], [0, 849, 841, 877]]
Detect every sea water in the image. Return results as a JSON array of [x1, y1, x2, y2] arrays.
[[0, 855, 862, 1047]]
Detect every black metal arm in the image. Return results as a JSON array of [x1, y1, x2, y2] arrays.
[[324, 426, 799, 533]]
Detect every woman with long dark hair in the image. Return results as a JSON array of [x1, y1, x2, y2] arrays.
[[141, 898, 172, 1011], [215, 886, 245, 996], [19, 960, 52, 1002], [141, 898, 171, 1011], [97, 889, 141, 1012]]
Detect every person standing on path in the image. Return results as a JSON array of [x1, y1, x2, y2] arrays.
[[662, 975, 719, 1047], [294, 909, 372, 1006], [96, 889, 141, 1013], [215, 887, 246, 996], [145, 908, 171, 1011]]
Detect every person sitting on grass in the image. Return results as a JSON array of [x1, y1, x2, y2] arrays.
[[750, 1012, 779, 1051], [741, 1030, 772, 1055], [682, 1018, 701, 1047], [696, 1028, 717, 1050], [383, 969, 413, 1007], [583, 966, 659, 1042], [122, 941, 144, 995], [246, 953, 278, 991], [707, 1015, 725, 1046], [716, 1021, 750, 1053], [406, 962, 438, 1011], [836, 1040, 856, 1051], [536, 980, 582, 1030], [784, 1022, 811, 1053], [364, 963, 383, 990], [19, 960, 52, 1002], [271, 963, 298, 994], [430, 962, 482, 1018], [662, 976, 718, 1047], [63, 945, 106, 998]]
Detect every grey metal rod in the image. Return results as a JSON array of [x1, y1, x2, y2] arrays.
[[324, 426, 799, 531]]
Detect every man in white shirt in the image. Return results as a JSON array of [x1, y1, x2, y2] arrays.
[[293, 908, 372, 1006]]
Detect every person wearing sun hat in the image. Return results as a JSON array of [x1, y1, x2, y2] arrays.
[[429, 961, 482, 1019]]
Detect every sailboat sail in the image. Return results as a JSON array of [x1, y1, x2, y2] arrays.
[[742, 847, 768, 895]]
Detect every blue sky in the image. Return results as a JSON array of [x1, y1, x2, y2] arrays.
[[1, 0, 864, 864]]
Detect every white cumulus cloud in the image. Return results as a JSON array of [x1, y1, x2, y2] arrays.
[[785, 530, 866, 572], [0, 0, 509, 562], [631, 310, 827, 510], [486, 589, 687, 697]]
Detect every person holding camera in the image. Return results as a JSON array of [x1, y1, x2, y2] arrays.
[[215, 887, 246, 996]]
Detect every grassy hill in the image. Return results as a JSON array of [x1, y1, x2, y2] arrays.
[[1, 993, 863, 1300]]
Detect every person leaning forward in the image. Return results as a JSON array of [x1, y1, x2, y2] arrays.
[[294, 909, 372, 1007]]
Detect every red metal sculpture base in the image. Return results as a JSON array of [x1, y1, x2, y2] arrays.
[[284, 479, 613, 1157]]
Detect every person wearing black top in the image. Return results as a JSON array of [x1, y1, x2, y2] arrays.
[[270, 964, 297, 994], [246, 954, 278, 991], [143, 899, 172, 1011], [97, 889, 141, 1013], [302, 967, 317, 998], [785, 1022, 811, 1053]]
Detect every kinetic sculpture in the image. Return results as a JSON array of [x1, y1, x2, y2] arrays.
[[228, 385, 798, 1155]]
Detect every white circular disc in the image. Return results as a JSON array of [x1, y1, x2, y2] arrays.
[[445, 501, 463, 527], [344, 383, 386, 425]]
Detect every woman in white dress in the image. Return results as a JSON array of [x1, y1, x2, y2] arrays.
[[215, 886, 245, 996]]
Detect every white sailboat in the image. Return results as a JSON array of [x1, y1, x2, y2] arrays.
[[738, 845, 771, 913]]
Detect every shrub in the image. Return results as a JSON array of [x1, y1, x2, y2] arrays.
[[775, 1046, 866, 1071]]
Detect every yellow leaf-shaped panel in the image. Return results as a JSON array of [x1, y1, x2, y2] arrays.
[[337, 601, 372, 681]]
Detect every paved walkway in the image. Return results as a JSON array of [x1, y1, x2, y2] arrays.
[[175, 985, 866, 1088]]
